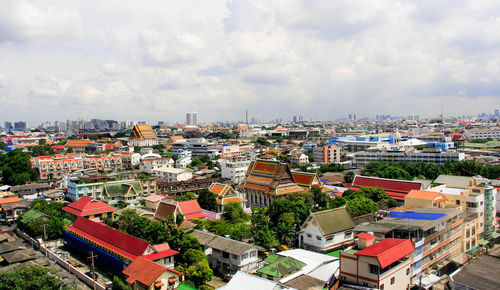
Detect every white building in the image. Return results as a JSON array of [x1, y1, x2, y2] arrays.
[[465, 128, 500, 140], [290, 152, 309, 166], [192, 230, 262, 273], [354, 150, 465, 166], [128, 124, 158, 147], [140, 153, 174, 173], [172, 148, 192, 159], [175, 156, 192, 169], [218, 157, 251, 184], [298, 207, 356, 252], [153, 167, 193, 182]]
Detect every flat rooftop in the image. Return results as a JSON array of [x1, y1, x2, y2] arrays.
[[451, 247, 500, 290]]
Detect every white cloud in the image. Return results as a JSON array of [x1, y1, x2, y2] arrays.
[[0, 0, 499, 124]]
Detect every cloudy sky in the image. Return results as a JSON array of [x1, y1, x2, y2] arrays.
[[1, 0, 499, 125]]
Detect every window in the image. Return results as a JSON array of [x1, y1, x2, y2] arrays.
[[222, 252, 229, 259], [316, 236, 322, 241], [380, 284, 384, 290], [345, 231, 353, 239], [406, 268, 410, 275], [369, 264, 380, 274], [391, 277, 395, 285], [456, 200, 460, 206], [307, 234, 312, 238]]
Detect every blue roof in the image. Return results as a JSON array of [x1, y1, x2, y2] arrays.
[[390, 211, 447, 220]]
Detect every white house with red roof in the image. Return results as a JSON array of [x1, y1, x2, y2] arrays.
[[350, 175, 424, 203], [62, 196, 117, 220], [340, 238, 414, 290]]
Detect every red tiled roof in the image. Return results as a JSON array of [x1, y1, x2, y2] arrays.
[[152, 242, 171, 252], [291, 172, 316, 186], [123, 257, 166, 286], [406, 190, 448, 204], [355, 238, 414, 269], [252, 161, 278, 174], [352, 176, 422, 200], [177, 200, 207, 221], [209, 184, 227, 195], [143, 249, 179, 261], [67, 217, 150, 259], [62, 196, 117, 217], [144, 194, 172, 203], [0, 197, 20, 204], [356, 233, 376, 240], [260, 154, 276, 159]]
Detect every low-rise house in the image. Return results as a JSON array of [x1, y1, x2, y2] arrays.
[[103, 181, 142, 206], [298, 207, 356, 252], [340, 238, 414, 290], [122, 257, 184, 290], [192, 230, 262, 272], [154, 200, 207, 222], [0, 200, 28, 222], [208, 183, 247, 212], [290, 152, 309, 166], [175, 156, 192, 169], [62, 196, 117, 220], [153, 167, 193, 182], [144, 194, 174, 211]]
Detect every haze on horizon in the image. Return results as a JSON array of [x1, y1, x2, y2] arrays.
[[0, 0, 499, 125]]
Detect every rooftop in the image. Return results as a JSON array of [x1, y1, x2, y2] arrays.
[[354, 238, 414, 268]]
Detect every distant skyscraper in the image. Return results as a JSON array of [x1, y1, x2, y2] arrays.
[[246, 108, 249, 124], [14, 121, 26, 130], [186, 112, 192, 125], [348, 114, 352, 120], [4, 121, 12, 130], [293, 116, 297, 123], [298, 115, 304, 122], [192, 112, 197, 126], [495, 109, 499, 117]]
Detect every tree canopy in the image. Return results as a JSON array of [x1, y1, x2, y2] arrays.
[[0, 149, 38, 185], [0, 265, 61, 290]]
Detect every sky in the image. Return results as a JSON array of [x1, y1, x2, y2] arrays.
[[0, 0, 499, 125]]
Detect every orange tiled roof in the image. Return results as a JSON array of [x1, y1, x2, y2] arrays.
[[130, 124, 157, 140], [0, 197, 20, 204], [406, 190, 448, 204]]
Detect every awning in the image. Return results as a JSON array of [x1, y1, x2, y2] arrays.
[[466, 246, 480, 254], [480, 240, 489, 246], [491, 233, 500, 239]]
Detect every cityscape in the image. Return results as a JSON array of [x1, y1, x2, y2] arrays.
[[1, 1, 500, 290]]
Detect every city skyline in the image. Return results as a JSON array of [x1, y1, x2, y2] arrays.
[[1, 1, 500, 124]]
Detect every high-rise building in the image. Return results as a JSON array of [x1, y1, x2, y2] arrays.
[[293, 116, 297, 123], [192, 112, 197, 126], [495, 109, 499, 117], [4, 121, 12, 130], [14, 121, 27, 130], [186, 112, 192, 125]]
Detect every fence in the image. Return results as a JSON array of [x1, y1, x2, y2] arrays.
[[15, 229, 107, 290]]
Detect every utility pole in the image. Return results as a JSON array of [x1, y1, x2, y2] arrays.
[[87, 251, 98, 290], [42, 223, 47, 257]]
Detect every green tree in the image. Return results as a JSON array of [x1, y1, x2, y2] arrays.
[[186, 260, 213, 287], [0, 265, 61, 290], [0, 141, 7, 150], [230, 223, 251, 241], [251, 207, 279, 249], [329, 196, 347, 208], [113, 276, 132, 290], [346, 196, 378, 217], [344, 171, 355, 183], [38, 139, 46, 145], [0, 149, 38, 185], [223, 202, 249, 223], [177, 192, 197, 201], [197, 189, 217, 211], [254, 137, 271, 147], [311, 185, 329, 209]]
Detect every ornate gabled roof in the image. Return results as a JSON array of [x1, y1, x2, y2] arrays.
[[130, 124, 157, 140], [239, 160, 304, 196]]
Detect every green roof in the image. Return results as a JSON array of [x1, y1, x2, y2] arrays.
[[492, 233, 500, 239], [257, 254, 306, 278], [63, 218, 72, 227], [105, 183, 133, 197], [326, 249, 358, 257], [20, 209, 46, 223], [176, 282, 197, 290], [464, 141, 500, 149], [131, 181, 142, 193], [480, 240, 489, 246]]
